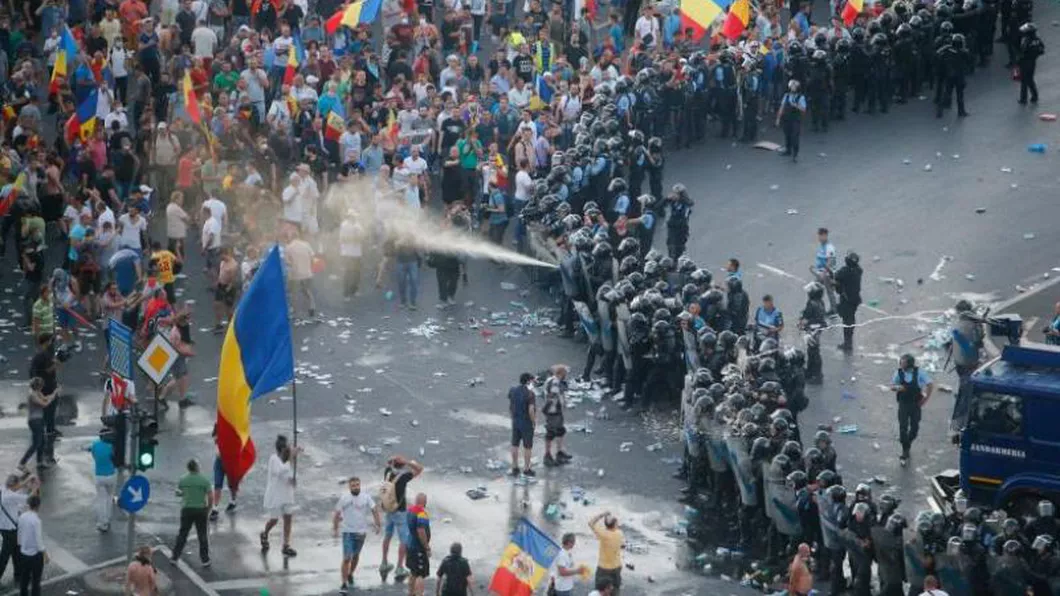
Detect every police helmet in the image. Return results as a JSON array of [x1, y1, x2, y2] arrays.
[[677, 256, 696, 273], [1003, 539, 1022, 555], [592, 242, 613, 262], [758, 357, 776, 373], [693, 368, 714, 388], [727, 276, 743, 293], [1002, 517, 1021, 537], [772, 453, 793, 475], [1039, 499, 1055, 518], [619, 255, 640, 276], [960, 522, 979, 542], [759, 337, 779, 355], [718, 330, 738, 349], [787, 470, 809, 491], [653, 308, 672, 323], [651, 319, 672, 337], [788, 41, 804, 56], [644, 249, 663, 263], [886, 512, 907, 534], [689, 268, 713, 286], [658, 256, 675, 272], [617, 237, 641, 260], [879, 494, 901, 518], [1020, 22, 1037, 34], [816, 469, 838, 488], [643, 260, 659, 277], [628, 129, 645, 145], [897, 22, 912, 36], [782, 440, 803, 462], [837, 37, 852, 51], [596, 284, 614, 303], [812, 49, 828, 61], [963, 506, 983, 525], [952, 32, 966, 48], [804, 447, 824, 467], [760, 381, 783, 396], [699, 332, 719, 353], [682, 283, 700, 304], [627, 271, 647, 290], [1032, 534, 1055, 553], [608, 177, 628, 194], [648, 136, 663, 151], [807, 282, 825, 300], [708, 382, 727, 399], [845, 251, 860, 266], [815, 429, 833, 448], [940, 20, 954, 34], [909, 14, 923, 26], [868, 20, 883, 36], [787, 347, 806, 367], [851, 27, 866, 41], [930, 511, 946, 533], [855, 483, 872, 502], [751, 436, 772, 459], [828, 485, 848, 503], [572, 232, 594, 253], [770, 417, 790, 436], [871, 32, 888, 46]]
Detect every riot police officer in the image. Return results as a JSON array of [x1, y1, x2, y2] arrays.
[[741, 59, 762, 142], [1018, 22, 1045, 104], [850, 28, 871, 112], [777, 80, 807, 163], [834, 251, 863, 352], [937, 33, 973, 118], [807, 50, 833, 132], [646, 136, 665, 205], [798, 283, 827, 384], [665, 184, 691, 259], [872, 513, 907, 596], [869, 33, 894, 114], [832, 38, 852, 120], [713, 49, 739, 138], [894, 23, 919, 103]]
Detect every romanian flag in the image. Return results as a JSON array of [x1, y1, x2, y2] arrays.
[[283, 36, 305, 86], [325, 0, 383, 35], [325, 111, 345, 141], [488, 518, 562, 596], [250, 0, 283, 15], [183, 70, 202, 125], [722, 0, 751, 40], [680, 0, 726, 40], [216, 246, 294, 488], [65, 89, 100, 144], [49, 27, 79, 95], [0, 171, 26, 218], [842, 0, 864, 26]]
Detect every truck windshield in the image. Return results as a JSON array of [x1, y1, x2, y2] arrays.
[[968, 392, 1024, 436]]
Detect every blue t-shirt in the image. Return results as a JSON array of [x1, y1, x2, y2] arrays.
[[508, 385, 534, 427], [112, 252, 139, 296], [755, 306, 783, 330], [613, 194, 630, 217], [68, 224, 87, 262], [488, 190, 508, 225], [91, 439, 116, 476], [892, 368, 931, 387]]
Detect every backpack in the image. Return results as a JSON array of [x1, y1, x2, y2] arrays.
[[379, 470, 403, 513]]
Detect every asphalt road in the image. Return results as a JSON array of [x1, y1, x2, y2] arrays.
[[3, 6, 1060, 596]]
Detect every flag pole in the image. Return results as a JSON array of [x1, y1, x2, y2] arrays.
[[291, 377, 298, 481]]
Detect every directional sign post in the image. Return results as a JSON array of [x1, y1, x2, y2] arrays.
[[118, 475, 151, 514], [108, 319, 135, 379]]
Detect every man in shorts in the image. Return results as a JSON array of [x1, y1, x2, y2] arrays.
[[209, 424, 238, 522], [543, 364, 573, 467], [213, 248, 238, 333], [508, 372, 536, 477], [332, 477, 380, 594], [405, 493, 431, 596], [380, 456, 424, 581]]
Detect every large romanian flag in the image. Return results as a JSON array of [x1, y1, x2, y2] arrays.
[[49, 27, 79, 95], [216, 246, 294, 487], [488, 518, 562, 596], [842, 0, 864, 26], [65, 89, 100, 144], [722, 0, 751, 40], [325, 0, 383, 34], [680, 0, 729, 40]]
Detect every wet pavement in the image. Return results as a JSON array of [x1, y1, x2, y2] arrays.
[[2, 3, 1060, 595]]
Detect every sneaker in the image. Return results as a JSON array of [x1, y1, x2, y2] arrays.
[[522, 468, 536, 477], [556, 451, 573, 462], [209, 509, 219, 522], [394, 566, 409, 580], [379, 562, 395, 575], [225, 502, 237, 513], [178, 397, 194, 409], [202, 559, 211, 568], [509, 467, 520, 477], [282, 545, 297, 557], [544, 454, 557, 467], [339, 584, 349, 595]]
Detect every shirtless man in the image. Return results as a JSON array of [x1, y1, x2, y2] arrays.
[[213, 248, 239, 332], [125, 546, 158, 596]]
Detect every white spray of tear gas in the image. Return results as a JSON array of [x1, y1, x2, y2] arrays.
[[324, 179, 558, 269]]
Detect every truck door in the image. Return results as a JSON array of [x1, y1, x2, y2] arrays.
[[961, 391, 1026, 506], [1024, 395, 1060, 494]]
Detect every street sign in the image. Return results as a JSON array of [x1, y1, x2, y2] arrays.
[[108, 320, 135, 379], [137, 333, 178, 385], [118, 475, 151, 513]]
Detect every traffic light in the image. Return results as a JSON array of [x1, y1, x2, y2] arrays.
[[136, 417, 158, 471]]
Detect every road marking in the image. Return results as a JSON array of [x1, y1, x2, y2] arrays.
[[928, 256, 949, 281], [156, 545, 222, 596], [206, 576, 312, 591], [757, 262, 808, 284], [46, 534, 89, 573], [1, 553, 126, 596], [990, 274, 1060, 312]]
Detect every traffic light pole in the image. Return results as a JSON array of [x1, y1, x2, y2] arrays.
[[126, 403, 139, 564]]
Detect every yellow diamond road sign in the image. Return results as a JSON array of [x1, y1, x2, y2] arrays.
[[137, 334, 178, 385]]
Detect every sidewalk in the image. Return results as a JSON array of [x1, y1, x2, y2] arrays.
[[1, 547, 217, 596]]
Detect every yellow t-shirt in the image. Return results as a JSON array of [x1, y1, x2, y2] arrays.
[[152, 250, 178, 284], [592, 522, 623, 571]]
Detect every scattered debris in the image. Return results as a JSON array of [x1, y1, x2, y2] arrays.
[[1000, 167, 1013, 173], [785, 208, 799, 215], [1028, 143, 1047, 153], [1023, 233, 1036, 240], [378, 408, 392, 416], [500, 282, 518, 291], [923, 164, 933, 172], [975, 207, 987, 214], [1040, 113, 1057, 121]]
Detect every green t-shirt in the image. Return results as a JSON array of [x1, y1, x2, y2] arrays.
[[32, 299, 54, 334], [457, 139, 481, 170], [213, 71, 240, 93], [178, 472, 211, 509], [22, 216, 45, 244]]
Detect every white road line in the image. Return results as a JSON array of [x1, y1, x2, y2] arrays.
[[991, 274, 1060, 311], [756, 263, 808, 284], [206, 576, 311, 591], [156, 545, 223, 596], [863, 304, 888, 316]]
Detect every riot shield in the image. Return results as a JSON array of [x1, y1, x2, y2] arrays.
[[870, 526, 905, 591], [559, 254, 578, 298], [725, 434, 758, 507], [597, 299, 614, 352], [933, 552, 970, 596], [817, 494, 839, 551], [767, 476, 802, 537], [705, 424, 729, 473], [615, 303, 632, 369], [682, 327, 700, 370], [573, 301, 600, 345], [902, 531, 929, 595], [989, 556, 1028, 596]]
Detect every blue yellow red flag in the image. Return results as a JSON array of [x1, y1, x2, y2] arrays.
[[488, 518, 562, 596]]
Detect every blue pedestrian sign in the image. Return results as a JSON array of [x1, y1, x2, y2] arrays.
[[108, 319, 135, 379], [118, 475, 151, 514]]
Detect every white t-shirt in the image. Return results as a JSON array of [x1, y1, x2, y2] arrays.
[[334, 492, 376, 534], [202, 197, 227, 227], [201, 216, 222, 250], [0, 489, 28, 532], [166, 203, 189, 239], [514, 170, 533, 202], [919, 591, 950, 596], [402, 156, 428, 177], [64, 204, 93, 223], [282, 184, 304, 223], [552, 548, 577, 591], [117, 213, 147, 249], [191, 26, 218, 58], [97, 206, 117, 230], [635, 15, 659, 46], [263, 453, 295, 509], [339, 220, 364, 258]]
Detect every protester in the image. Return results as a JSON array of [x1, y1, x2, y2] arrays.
[[125, 546, 159, 596], [171, 458, 212, 567], [262, 435, 300, 557], [588, 511, 624, 595], [90, 430, 117, 532], [380, 455, 424, 581], [17, 378, 54, 474], [17, 495, 45, 596], [332, 476, 381, 594], [0, 474, 37, 585], [406, 493, 432, 596], [507, 372, 536, 477]]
